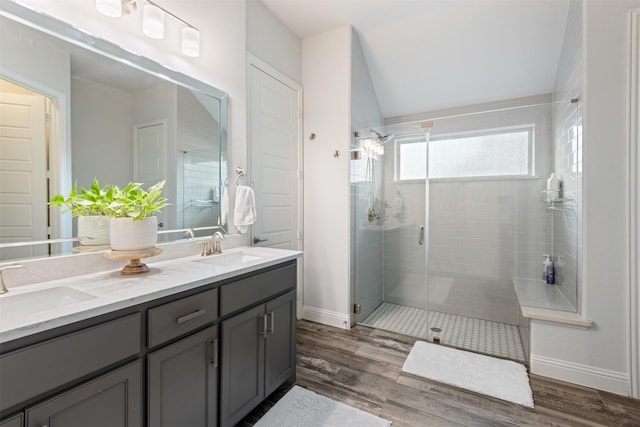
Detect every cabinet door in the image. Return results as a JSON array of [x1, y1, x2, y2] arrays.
[[220, 304, 265, 427], [0, 413, 23, 427], [25, 360, 141, 427], [148, 326, 218, 427], [264, 291, 296, 396]]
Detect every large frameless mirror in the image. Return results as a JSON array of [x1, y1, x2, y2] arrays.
[[0, 0, 229, 261]]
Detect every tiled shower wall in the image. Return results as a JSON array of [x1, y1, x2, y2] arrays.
[[176, 87, 221, 233], [551, 0, 583, 312]]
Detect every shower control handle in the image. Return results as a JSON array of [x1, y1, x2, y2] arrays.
[[418, 225, 424, 245]]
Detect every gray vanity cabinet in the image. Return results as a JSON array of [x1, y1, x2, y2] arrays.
[[264, 292, 296, 396], [148, 326, 218, 427], [220, 290, 296, 427], [24, 360, 142, 427]]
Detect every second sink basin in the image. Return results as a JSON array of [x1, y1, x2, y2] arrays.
[[191, 250, 264, 268], [0, 286, 97, 322]]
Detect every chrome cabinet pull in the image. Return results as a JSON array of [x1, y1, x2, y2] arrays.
[[212, 338, 219, 367], [262, 314, 268, 337], [177, 309, 206, 324], [267, 312, 275, 334], [418, 225, 425, 245]]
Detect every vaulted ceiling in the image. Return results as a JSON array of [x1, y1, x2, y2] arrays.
[[261, 0, 571, 118]]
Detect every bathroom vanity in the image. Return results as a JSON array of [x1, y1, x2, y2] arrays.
[[0, 247, 300, 427]]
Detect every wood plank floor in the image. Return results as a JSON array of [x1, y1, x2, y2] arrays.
[[240, 320, 640, 426]]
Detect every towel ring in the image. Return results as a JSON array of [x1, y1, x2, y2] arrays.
[[236, 167, 248, 185]]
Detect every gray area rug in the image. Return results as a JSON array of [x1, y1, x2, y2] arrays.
[[255, 386, 392, 427]]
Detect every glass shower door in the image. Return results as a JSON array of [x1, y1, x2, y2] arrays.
[[353, 129, 430, 342]]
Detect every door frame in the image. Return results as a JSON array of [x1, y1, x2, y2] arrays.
[[0, 71, 70, 244], [246, 53, 304, 319], [628, 8, 640, 399]]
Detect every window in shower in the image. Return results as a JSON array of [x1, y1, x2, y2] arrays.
[[396, 126, 533, 181]]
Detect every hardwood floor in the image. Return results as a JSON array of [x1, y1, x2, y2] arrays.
[[240, 320, 640, 426]]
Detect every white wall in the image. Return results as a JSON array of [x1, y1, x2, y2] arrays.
[[246, 0, 302, 84], [302, 26, 352, 327], [530, 0, 640, 396], [71, 77, 134, 189]]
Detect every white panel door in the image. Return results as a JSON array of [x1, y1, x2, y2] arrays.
[[134, 121, 167, 228], [249, 65, 299, 250], [0, 91, 47, 259]]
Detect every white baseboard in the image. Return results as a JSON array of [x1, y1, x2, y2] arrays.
[[531, 354, 630, 396], [301, 305, 351, 329]]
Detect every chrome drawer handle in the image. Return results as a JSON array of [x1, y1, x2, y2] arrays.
[[262, 314, 268, 337], [418, 225, 424, 246], [267, 312, 275, 334], [177, 309, 206, 324], [212, 338, 219, 367]]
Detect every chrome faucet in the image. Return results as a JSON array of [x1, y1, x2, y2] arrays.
[[0, 265, 24, 294], [201, 231, 225, 256]]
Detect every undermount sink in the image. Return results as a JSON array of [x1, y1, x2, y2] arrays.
[[0, 286, 97, 322], [191, 250, 264, 268]]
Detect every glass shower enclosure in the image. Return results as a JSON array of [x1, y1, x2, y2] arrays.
[[351, 101, 577, 364]]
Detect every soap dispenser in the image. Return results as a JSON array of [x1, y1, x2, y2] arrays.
[[546, 173, 561, 202]]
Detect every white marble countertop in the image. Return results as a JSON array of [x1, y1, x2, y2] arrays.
[[0, 247, 302, 344]]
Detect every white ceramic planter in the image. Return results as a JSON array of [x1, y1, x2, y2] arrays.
[[77, 216, 110, 246], [109, 217, 158, 252]]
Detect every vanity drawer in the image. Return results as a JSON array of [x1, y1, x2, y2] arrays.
[[147, 288, 218, 348], [220, 262, 296, 317], [0, 313, 141, 413]]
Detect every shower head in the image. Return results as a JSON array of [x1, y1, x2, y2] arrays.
[[370, 129, 395, 145]]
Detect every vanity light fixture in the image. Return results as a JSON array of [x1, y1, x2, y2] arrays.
[[181, 26, 200, 57], [142, 3, 164, 39], [95, 0, 200, 57], [96, 0, 122, 17]]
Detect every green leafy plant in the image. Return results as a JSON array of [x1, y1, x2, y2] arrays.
[[105, 180, 169, 220], [50, 179, 169, 221], [49, 178, 113, 217]]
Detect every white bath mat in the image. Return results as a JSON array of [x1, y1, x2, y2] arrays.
[[255, 386, 392, 427], [402, 341, 534, 408]]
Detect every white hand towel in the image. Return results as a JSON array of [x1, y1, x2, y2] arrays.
[[220, 184, 229, 225], [234, 185, 256, 234]]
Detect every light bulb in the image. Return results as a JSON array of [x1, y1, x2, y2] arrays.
[[96, 0, 122, 17], [143, 4, 165, 39], [182, 27, 200, 57]]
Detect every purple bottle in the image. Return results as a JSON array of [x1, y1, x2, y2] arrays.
[[546, 260, 555, 284]]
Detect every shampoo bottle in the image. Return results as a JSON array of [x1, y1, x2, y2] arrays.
[[546, 257, 555, 285], [546, 173, 561, 202], [543, 254, 552, 281]]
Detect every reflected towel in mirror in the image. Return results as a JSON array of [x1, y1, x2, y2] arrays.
[[234, 185, 256, 234]]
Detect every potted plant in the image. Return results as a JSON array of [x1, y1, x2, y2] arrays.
[[50, 179, 112, 246], [104, 180, 169, 252]]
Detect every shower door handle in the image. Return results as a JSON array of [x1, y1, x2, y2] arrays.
[[418, 225, 424, 245]]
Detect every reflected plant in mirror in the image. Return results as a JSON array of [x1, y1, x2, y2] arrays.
[[49, 178, 114, 249], [0, 1, 229, 262]]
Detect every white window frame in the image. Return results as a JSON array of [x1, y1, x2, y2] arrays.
[[394, 125, 535, 182]]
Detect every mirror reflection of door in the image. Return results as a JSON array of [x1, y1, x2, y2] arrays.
[[134, 120, 167, 238], [0, 78, 50, 260], [249, 63, 300, 250]]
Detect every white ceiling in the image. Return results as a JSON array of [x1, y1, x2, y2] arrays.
[[261, 0, 571, 119]]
